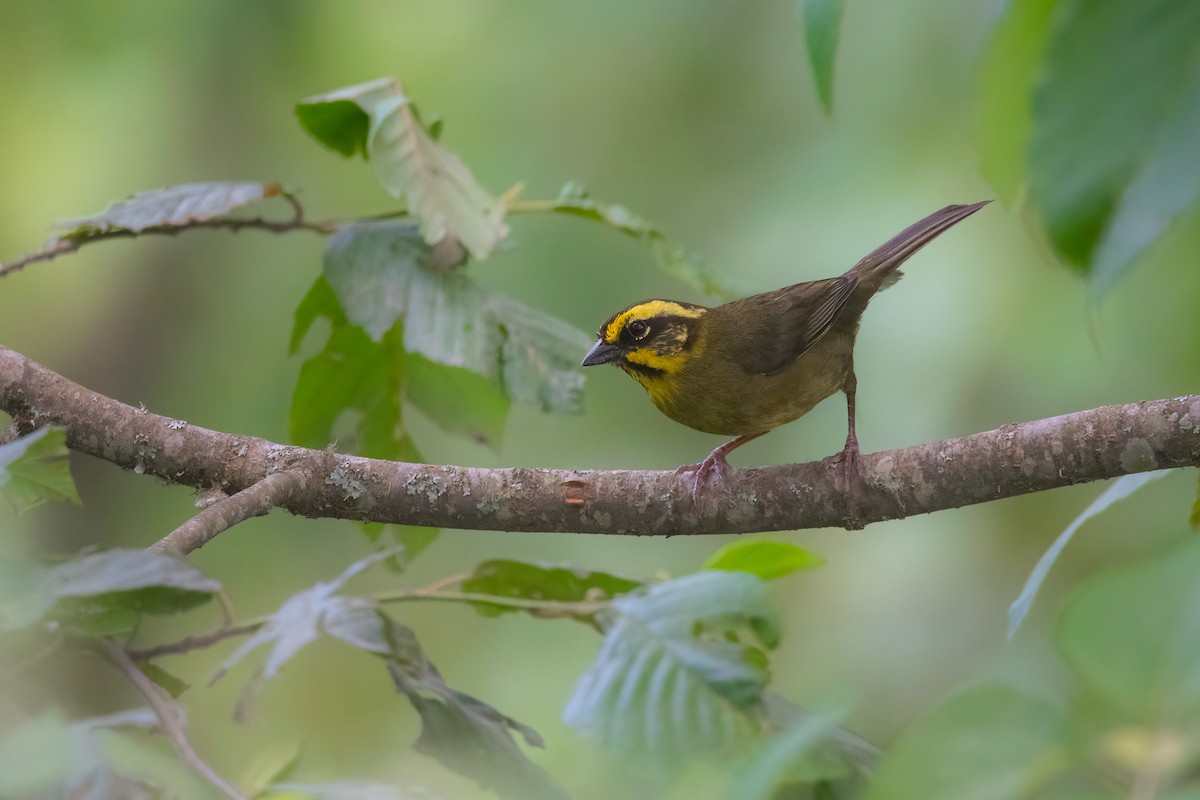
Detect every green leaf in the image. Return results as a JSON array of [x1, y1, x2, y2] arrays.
[[290, 274, 346, 354], [238, 741, 301, 798], [324, 222, 590, 413], [56, 181, 279, 236], [563, 571, 780, 766], [0, 712, 80, 794], [290, 277, 441, 560], [297, 77, 507, 259], [1008, 470, 1172, 638], [802, 0, 845, 115], [0, 427, 80, 513], [864, 685, 1064, 800], [977, 0, 1060, 206], [405, 353, 510, 450], [320, 605, 566, 800], [540, 182, 735, 298], [1028, 0, 1200, 280], [212, 549, 397, 714], [702, 539, 825, 580], [729, 703, 859, 799], [1057, 537, 1200, 723], [0, 549, 220, 633], [460, 559, 641, 619], [289, 311, 405, 458], [1090, 59, 1200, 292], [140, 662, 190, 698]]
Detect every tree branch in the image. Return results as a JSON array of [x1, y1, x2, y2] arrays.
[[150, 471, 305, 554], [104, 640, 249, 800], [2, 344, 1198, 535]]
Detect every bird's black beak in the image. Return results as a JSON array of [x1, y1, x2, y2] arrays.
[[581, 339, 621, 367]]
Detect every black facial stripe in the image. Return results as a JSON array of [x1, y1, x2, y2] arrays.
[[621, 361, 665, 378]]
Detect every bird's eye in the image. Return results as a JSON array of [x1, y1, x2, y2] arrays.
[[627, 319, 650, 340]]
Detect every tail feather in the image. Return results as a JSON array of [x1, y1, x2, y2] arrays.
[[849, 200, 991, 286]]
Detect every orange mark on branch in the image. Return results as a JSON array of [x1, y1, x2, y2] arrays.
[[559, 477, 592, 507]]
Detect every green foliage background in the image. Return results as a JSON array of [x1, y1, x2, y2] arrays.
[[1, 1, 1198, 797]]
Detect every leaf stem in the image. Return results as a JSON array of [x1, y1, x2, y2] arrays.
[[505, 199, 558, 214]]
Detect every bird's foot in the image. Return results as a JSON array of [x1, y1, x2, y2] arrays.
[[830, 439, 866, 529], [676, 450, 733, 504], [832, 440, 862, 494]]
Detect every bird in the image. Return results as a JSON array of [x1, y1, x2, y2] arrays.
[[581, 201, 989, 500]]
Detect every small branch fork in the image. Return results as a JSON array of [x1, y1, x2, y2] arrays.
[[150, 471, 305, 554], [3, 344, 1199, 540]]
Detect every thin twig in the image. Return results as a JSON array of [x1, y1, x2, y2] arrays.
[[126, 623, 263, 661], [104, 639, 249, 800], [0, 216, 332, 280], [127, 579, 607, 660], [151, 471, 305, 555]]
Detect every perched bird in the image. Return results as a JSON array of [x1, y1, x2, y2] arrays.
[[581, 201, 989, 498]]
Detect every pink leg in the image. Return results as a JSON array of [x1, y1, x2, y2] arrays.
[[835, 371, 862, 493], [677, 432, 764, 502]]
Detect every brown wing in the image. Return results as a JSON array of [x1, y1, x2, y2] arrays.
[[723, 273, 859, 376]]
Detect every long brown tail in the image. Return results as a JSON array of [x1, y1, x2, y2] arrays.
[[848, 200, 990, 287]]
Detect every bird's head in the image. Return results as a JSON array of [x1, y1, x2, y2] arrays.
[[581, 300, 708, 378]]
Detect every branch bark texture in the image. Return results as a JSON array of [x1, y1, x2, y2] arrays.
[[3, 344, 1198, 536]]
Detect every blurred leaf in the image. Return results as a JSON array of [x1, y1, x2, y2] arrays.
[[324, 222, 589, 413], [271, 781, 444, 799], [140, 662, 190, 698], [297, 77, 507, 259], [460, 559, 641, 619], [290, 277, 440, 562], [1058, 537, 1200, 723], [1091, 62, 1200, 292], [1008, 470, 1172, 638], [864, 684, 1064, 800], [56, 181, 278, 236], [321, 605, 565, 800], [361, 523, 440, 573], [0, 712, 79, 794], [729, 705, 848, 799], [44, 549, 220, 608], [563, 571, 780, 766], [802, 0, 844, 115], [538, 181, 733, 298], [702, 539, 825, 580], [0, 549, 219, 634], [291, 274, 346, 355], [1028, 0, 1200, 279], [405, 353, 510, 450], [0, 709, 196, 799], [0, 427, 80, 513], [289, 312, 404, 457], [238, 740, 301, 798], [977, 0, 1059, 205], [212, 549, 398, 712]]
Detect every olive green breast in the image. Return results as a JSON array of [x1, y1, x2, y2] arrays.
[[640, 305, 857, 437]]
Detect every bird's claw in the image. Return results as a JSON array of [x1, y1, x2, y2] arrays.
[[676, 452, 732, 504]]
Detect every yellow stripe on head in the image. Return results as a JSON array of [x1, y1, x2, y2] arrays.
[[602, 300, 706, 343]]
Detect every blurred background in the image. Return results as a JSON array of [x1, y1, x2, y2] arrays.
[[1, 0, 1197, 797]]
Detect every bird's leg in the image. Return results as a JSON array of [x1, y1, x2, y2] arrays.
[[834, 370, 863, 494], [677, 433, 763, 502]]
